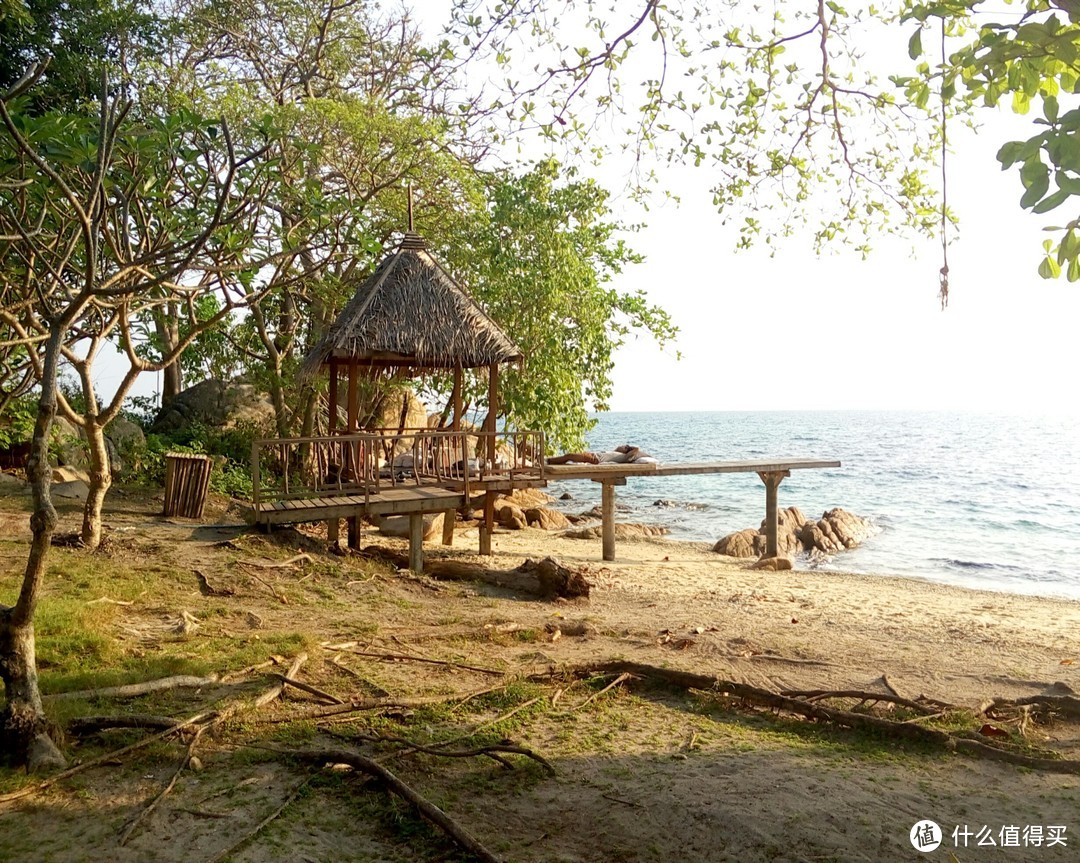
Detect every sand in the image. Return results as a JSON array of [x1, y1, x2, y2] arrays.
[[2, 490, 1080, 863]]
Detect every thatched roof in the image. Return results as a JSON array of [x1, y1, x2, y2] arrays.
[[300, 233, 522, 376]]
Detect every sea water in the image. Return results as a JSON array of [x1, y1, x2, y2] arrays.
[[544, 411, 1080, 600]]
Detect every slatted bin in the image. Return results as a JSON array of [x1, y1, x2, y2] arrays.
[[163, 453, 214, 519]]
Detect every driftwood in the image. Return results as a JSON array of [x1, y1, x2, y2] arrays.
[[43, 675, 221, 702], [287, 748, 505, 863], [68, 714, 181, 735], [330, 646, 506, 677], [361, 547, 590, 599], [274, 674, 344, 705]]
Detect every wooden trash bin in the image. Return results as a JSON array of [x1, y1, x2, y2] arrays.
[[163, 453, 214, 519]]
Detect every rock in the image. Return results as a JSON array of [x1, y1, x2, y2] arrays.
[[751, 556, 794, 571], [497, 503, 527, 530], [52, 465, 90, 484], [653, 499, 678, 508], [719, 506, 873, 559], [559, 492, 573, 501], [506, 487, 555, 508], [712, 528, 761, 558], [524, 507, 571, 531], [799, 508, 873, 554], [377, 512, 445, 540], [53, 480, 89, 501], [105, 416, 145, 477], [151, 378, 274, 435], [564, 523, 670, 540], [0, 471, 25, 487], [372, 389, 429, 455]]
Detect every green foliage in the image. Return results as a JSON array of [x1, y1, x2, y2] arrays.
[[0, 393, 36, 448], [445, 159, 677, 451], [903, 1, 1080, 279]]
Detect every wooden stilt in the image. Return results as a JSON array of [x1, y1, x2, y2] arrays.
[[409, 513, 424, 572], [327, 518, 339, 548], [598, 478, 625, 562], [757, 470, 790, 558], [441, 509, 456, 546], [348, 514, 360, 549], [479, 492, 495, 555]]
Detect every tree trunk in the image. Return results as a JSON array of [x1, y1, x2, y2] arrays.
[[0, 325, 67, 770], [79, 421, 112, 550], [154, 304, 184, 405]]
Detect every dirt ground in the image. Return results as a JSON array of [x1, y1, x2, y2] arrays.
[[1, 485, 1079, 863]]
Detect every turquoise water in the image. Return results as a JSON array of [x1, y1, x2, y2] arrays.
[[545, 411, 1080, 600]]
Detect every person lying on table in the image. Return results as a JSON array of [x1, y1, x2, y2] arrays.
[[547, 444, 658, 465]]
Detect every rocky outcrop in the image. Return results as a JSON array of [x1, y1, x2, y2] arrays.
[[151, 379, 274, 435], [798, 508, 875, 553], [497, 503, 528, 530], [565, 523, 670, 540], [713, 507, 873, 559], [525, 507, 571, 531], [712, 528, 761, 558]]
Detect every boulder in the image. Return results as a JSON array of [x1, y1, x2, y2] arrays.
[[715, 506, 873, 559], [497, 503, 528, 530], [373, 389, 429, 455], [798, 508, 874, 554], [506, 487, 555, 508], [106, 416, 146, 455], [52, 465, 90, 484], [151, 378, 274, 435], [53, 479, 89, 501], [712, 528, 761, 558], [377, 512, 445, 541], [564, 523, 670, 540], [525, 507, 571, 531]]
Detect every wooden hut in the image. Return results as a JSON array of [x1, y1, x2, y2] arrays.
[[294, 230, 532, 556]]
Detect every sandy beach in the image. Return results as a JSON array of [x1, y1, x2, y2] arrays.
[[2, 492, 1080, 862]]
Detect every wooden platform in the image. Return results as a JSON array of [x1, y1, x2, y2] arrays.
[[545, 458, 842, 562], [245, 457, 841, 568]]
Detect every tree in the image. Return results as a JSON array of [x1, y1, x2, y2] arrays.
[[443, 159, 677, 451], [0, 71, 292, 764]]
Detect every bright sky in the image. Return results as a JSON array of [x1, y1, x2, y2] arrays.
[[605, 114, 1080, 413]]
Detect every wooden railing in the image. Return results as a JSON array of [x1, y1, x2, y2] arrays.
[[251, 429, 546, 510]]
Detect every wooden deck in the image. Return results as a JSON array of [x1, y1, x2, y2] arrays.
[[545, 458, 842, 561], [245, 457, 841, 568]]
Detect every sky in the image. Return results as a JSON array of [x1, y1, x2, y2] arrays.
[[89, 2, 1080, 416], [603, 116, 1080, 413]]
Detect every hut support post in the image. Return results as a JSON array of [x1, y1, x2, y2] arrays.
[[596, 477, 626, 562], [443, 366, 464, 547], [757, 470, 790, 558], [479, 493, 496, 556], [327, 518, 339, 547], [409, 513, 424, 572], [328, 359, 339, 433]]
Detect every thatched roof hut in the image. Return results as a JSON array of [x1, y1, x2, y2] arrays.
[[301, 231, 520, 436], [301, 232, 521, 376]]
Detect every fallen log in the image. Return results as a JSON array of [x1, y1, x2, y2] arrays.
[[361, 547, 590, 599]]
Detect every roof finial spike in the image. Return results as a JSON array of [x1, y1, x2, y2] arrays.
[[407, 182, 414, 233]]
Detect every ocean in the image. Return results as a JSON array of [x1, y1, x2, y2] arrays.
[[544, 411, 1080, 600]]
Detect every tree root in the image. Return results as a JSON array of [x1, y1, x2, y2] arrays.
[[549, 660, 1080, 775], [284, 747, 506, 863], [69, 715, 181, 735]]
